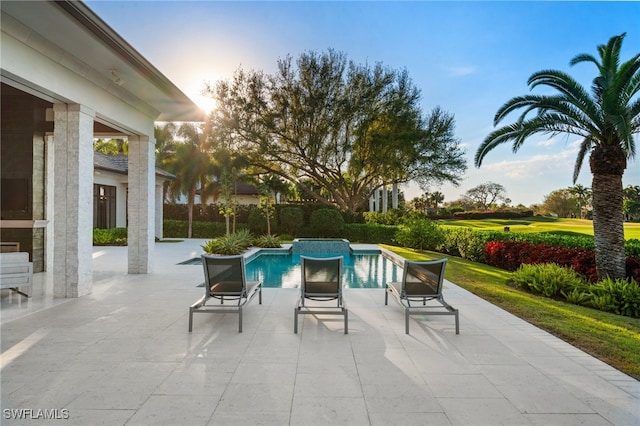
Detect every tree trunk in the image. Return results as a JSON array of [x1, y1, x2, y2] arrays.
[[590, 146, 627, 280]]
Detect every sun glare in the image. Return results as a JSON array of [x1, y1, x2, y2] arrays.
[[194, 94, 217, 115]]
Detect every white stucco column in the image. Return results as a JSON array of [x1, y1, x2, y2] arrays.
[[369, 194, 375, 212], [45, 134, 55, 273], [128, 134, 155, 273], [52, 103, 94, 297], [392, 183, 398, 209], [155, 183, 163, 240], [382, 185, 388, 213]]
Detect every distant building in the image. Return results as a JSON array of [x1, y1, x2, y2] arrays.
[[93, 152, 175, 229]]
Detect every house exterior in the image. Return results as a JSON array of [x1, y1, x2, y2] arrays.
[[1, 1, 203, 296], [94, 152, 175, 236]]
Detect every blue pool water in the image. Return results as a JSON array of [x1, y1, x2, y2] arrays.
[[244, 252, 402, 289]]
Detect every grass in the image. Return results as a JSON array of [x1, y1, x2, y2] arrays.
[[381, 244, 640, 380], [436, 216, 640, 239]]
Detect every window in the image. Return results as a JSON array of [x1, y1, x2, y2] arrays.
[[93, 184, 116, 228]]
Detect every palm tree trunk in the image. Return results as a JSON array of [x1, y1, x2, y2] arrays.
[[591, 172, 626, 280]]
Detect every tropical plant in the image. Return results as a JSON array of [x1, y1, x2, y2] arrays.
[[429, 191, 445, 214], [475, 33, 639, 280], [567, 184, 592, 219], [254, 234, 282, 248], [164, 123, 213, 238], [201, 229, 253, 255]]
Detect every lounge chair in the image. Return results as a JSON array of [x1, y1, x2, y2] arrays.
[[189, 254, 262, 333], [385, 258, 459, 334], [294, 255, 348, 334]]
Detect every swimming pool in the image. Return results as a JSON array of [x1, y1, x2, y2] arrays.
[[244, 251, 403, 289]]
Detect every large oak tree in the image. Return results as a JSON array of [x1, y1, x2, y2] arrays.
[[206, 49, 466, 212]]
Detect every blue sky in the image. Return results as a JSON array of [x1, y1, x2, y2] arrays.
[[86, 0, 640, 206]]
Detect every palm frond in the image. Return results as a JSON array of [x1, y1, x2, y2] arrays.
[[573, 137, 594, 183]]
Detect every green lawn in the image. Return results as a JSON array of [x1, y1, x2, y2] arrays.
[[436, 217, 640, 239], [381, 244, 640, 380]]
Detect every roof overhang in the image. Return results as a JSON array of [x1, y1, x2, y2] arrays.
[[1, 0, 205, 123]]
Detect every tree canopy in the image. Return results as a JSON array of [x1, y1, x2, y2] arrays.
[[206, 49, 466, 212]]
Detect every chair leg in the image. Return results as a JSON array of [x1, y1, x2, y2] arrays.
[[188, 307, 194, 332], [239, 307, 243, 333], [405, 308, 410, 334], [294, 308, 299, 333], [455, 310, 460, 335], [344, 309, 348, 334], [384, 285, 389, 305]]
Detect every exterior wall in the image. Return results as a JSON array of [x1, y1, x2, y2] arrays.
[[2, 2, 198, 296], [94, 171, 128, 228]]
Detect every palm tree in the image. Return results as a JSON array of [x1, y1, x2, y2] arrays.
[[166, 123, 213, 238], [475, 33, 639, 280], [429, 191, 445, 215], [568, 184, 592, 219]]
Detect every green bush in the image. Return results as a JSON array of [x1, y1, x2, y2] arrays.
[[395, 219, 445, 251], [439, 227, 497, 262], [511, 263, 586, 298], [93, 228, 127, 246], [342, 223, 398, 244], [310, 208, 345, 237], [626, 239, 640, 257], [279, 207, 304, 235], [163, 220, 229, 238], [248, 209, 275, 234], [587, 277, 640, 317], [363, 209, 408, 225], [510, 263, 640, 318]]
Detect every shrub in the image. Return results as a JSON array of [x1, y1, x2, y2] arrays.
[[395, 219, 445, 251], [201, 229, 254, 255], [511, 263, 586, 298], [310, 208, 345, 237], [341, 223, 398, 244], [439, 227, 496, 262], [363, 209, 407, 225], [626, 239, 640, 257], [484, 240, 598, 281], [587, 277, 640, 318], [248, 209, 272, 234], [163, 220, 228, 238], [279, 207, 304, 235], [93, 228, 127, 246], [254, 234, 282, 248]]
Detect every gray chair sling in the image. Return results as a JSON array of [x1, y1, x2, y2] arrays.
[[189, 254, 262, 333], [385, 258, 459, 334], [294, 256, 348, 334]]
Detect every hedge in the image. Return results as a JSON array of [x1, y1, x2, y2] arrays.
[[484, 240, 640, 284]]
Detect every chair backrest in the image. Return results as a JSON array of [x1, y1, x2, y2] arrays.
[[201, 254, 247, 296], [402, 259, 447, 297], [301, 255, 343, 299]]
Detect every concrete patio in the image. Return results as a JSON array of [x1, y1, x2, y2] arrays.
[[1, 239, 638, 425]]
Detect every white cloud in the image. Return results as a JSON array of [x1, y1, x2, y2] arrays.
[[483, 149, 577, 179], [446, 66, 477, 76]]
